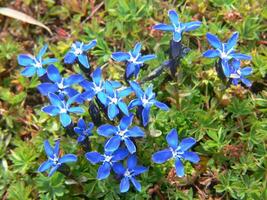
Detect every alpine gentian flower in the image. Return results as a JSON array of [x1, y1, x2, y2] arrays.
[[97, 114, 145, 154], [152, 129, 200, 177], [85, 148, 129, 180], [104, 81, 130, 120], [203, 32, 252, 77], [113, 155, 148, 193], [42, 93, 84, 127], [74, 118, 94, 143], [153, 10, 201, 43], [38, 140, 77, 176], [18, 44, 57, 77], [229, 59, 253, 87], [64, 40, 97, 69], [38, 65, 84, 99], [111, 42, 156, 78], [128, 81, 169, 126]]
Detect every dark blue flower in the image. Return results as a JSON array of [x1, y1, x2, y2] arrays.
[[152, 129, 199, 177], [64, 40, 97, 69], [111, 42, 156, 78], [17, 44, 57, 77], [203, 32, 252, 77], [37, 65, 84, 99], [128, 81, 169, 126], [42, 93, 84, 127], [97, 114, 145, 154], [74, 118, 94, 143], [229, 59, 253, 87], [85, 148, 129, 180], [113, 155, 148, 193], [153, 10, 201, 42], [38, 140, 77, 176]]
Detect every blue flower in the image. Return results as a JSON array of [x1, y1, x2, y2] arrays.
[[229, 59, 253, 87], [85, 148, 129, 180], [97, 114, 144, 154], [111, 42, 156, 78], [113, 155, 148, 193], [203, 32, 252, 77], [17, 44, 57, 77], [128, 81, 169, 126], [37, 65, 84, 99], [153, 10, 201, 43], [38, 140, 77, 176], [74, 118, 94, 143], [152, 129, 199, 177], [64, 40, 97, 69], [42, 93, 84, 127]]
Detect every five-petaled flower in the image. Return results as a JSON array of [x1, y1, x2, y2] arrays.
[[64, 40, 97, 69], [229, 59, 253, 87], [38, 140, 77, 176], [38, 65, 84, 99], [203, 32, 252, 77], [152, 129, 200, 177], [42, 93, 84, 127], [74, 118, 94, 143], [129, 81, 169, 126], [97, 114, 145, 154], [17, 44, 57, 77], [153, 10, 202, 43], [113, 154, 148, 193], [111, 42, 156, 78], [85, 148, 129, 180]]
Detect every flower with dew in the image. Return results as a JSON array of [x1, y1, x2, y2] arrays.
[[64, 40, 97, 69], [74, 118, 94, 143], [203, 32, 252, 77], [85, 148, 129, 180], [111, 42, 156, 78], [42, 93, 84, 127], [152, 129, 200, 177], [153, 10, 202, 43], [128, 81, 169, 126], [17, 44, 57, 77], [38, 140, 77, 176]]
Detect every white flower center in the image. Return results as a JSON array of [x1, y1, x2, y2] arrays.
[[57, 79, 65, 89], [110, 97, 118, 104], [35, 62, 42, 68], [104, 155, 112, 163], [141, 97, 150, 106], [237, 69, 241, 75], [60, 108, 67, 113], [74, 48, 83, 55], [124, 169, 132, 177], [171, 147, 183, 159], [220, 52, 228, 59], [50, 154, 59, 165]]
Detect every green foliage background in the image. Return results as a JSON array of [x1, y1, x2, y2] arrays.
[[0, 0, 266, 199]]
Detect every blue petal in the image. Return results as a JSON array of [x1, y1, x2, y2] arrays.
[[21, 66, 36, 77], [85, 152, 104, 164], [142, 106, 151, 127], [184, 21, 202, 32], [68, 106, 84, 114], [136, 54, 156, 63], [221, 59, 231, 77], [37, 44, 48, 59], [130, 177, 141, 192], [108, 104, 119, 120], [173, 31, 182, 42], [152, 149, 172, 164], [78, 54, 90, 68], [241, 67, 252, 76], [64, 74, 84, 86], [97, 162, 111, 180], [241, 77, 252, 87], [230, 53, 252, 60], [64, 88, 79, 98], [59, 154, 77, 163], [42, 58, 58, 65], [132, 166, 148, 176], [120, 114, 134, 130], [166, 129, 179, 149], [38, 160, 53, 172], [17, 54, 33, 66], [206, 33, 222, 49], [232, 59, 241, 70], [120, 177, 130, 193], [37, 67, 47, 77], [97, 92, 107, 105], [129, 81, 144, 98], [77, 135, 86, 142], [66, 94, 80, 107], [175, 158, 184, 177], [64, 52, 77, 64], [60, 113, 72, 127], [182, 151, 200, 163], [118, 101, 129, 116], [74, 127, 83, 135], [112, 162, 126, 175], [48, 165, 60, 177], [77, 118, 86, 129], [179, 137, 196, 151], [154, 100, 169, 111], [128, 99, 142, 109], [126, 62, 136, 78], [118, 87, 133, 98], [112, 148, 129, 162], [91, 67, 102, 85], [105, 135, 121, 152], [48, 93, 64, 108], [127, 126, 144, 138], [54, 140, 60, 156], [44, 140, 54, 157], [42, 105, 60, 116], [97, 124, 117, 137], [105, 81, 115, 97], [226, 32, 239, 52], [111, 52, 130, 62], [80, 80, 94, 90], [124, 138, 136, 154], [202, 49, 220, 58], [38, 83, 58, 96], [168, 10, 180, 27], [127, 154, 137, 169], [132, 43, 142, 58], [83, 39, 97, 51], [153, 23, 174, 31]]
